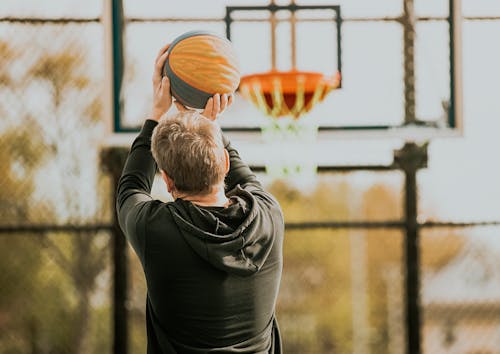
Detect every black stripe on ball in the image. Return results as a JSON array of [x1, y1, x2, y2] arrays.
[[165, 58, 212, 109]]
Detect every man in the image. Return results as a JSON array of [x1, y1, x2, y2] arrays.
[[116, 44, 284, 353]]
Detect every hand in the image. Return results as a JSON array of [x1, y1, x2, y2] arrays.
[[151, 43, 172, 121], [174, 93, 233, 121]]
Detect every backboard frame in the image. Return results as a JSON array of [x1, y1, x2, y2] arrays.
[[225, 3, 343, 87], [107, 0, 463, 143]]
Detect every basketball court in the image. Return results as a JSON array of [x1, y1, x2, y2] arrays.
[[2, 0, 500, 353]]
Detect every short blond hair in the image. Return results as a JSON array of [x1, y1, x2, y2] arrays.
[[151, 111, 226, 196]]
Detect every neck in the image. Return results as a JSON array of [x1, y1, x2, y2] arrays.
[[175, 185, 230, 207]]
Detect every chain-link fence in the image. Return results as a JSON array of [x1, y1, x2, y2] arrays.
[[2, 1, 500, 354], [0, 13, 112, 354]]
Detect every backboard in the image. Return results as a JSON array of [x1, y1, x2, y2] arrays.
[[106, 0, 463, 145]]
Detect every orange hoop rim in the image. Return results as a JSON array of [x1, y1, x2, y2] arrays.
[[238, 70, 341, 119], [239, 70, 341, 93]]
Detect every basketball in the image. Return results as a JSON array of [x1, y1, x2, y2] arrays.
[[163, 30, 240, 109]]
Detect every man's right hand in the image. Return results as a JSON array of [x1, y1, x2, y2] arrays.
[[174, 93, 233, 121]]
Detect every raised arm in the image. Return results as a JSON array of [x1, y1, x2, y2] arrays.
[[115, 43, 173, 254], [116, 120, 158, 209]]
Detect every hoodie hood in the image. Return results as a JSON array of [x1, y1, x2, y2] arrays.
[[167, 186, 276, 276]]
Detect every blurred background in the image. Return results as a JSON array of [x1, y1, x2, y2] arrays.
[[1, 1, 500, 353]]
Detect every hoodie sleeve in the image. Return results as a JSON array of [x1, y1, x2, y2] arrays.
[[116, 119, 158, 258], [222, 134, 262, 192], [222, 134, 284, 229]]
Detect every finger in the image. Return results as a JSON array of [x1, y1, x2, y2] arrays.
[[154, 43, 170, 82], [153, 45, 170, 85], [161, 76, 170, 92], [158, 76, 171, 102], [201, 97, 214, 119], [153, 50, 170, 86], [174, 100, 189, 112], [212, 93, 221, 117], [155, 43, 170, 63], [157, 49, 170, 71], [220, 93, 228, 112], [228, 94, 234, 107]]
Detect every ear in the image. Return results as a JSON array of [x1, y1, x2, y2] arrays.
[[224, 149, 230, 174], [160, 169, 175, 194]]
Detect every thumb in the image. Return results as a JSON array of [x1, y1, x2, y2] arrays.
[[174, 101, 189, 112]]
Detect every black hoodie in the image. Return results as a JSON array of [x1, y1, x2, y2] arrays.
[[117, 120, 284, 353]]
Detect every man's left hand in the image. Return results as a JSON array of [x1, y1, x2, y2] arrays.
[[151, 43, 172, 121]]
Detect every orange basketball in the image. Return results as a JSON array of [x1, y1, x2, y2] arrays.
[[163, 30, 240, 109]]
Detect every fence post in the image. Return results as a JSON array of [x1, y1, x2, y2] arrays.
[[101, 147, 129, 354], [394, 142, 428, 354]]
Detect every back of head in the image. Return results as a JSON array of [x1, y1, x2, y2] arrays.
[[151, 111, 226, 196]]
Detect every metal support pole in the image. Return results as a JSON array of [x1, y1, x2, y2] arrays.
[[290, 6, 297, 70], [103, 0, 127, 351], [335, 6, 342, 87], [404, 155, 420, 354], [449, 0, 463, 131], [402, 0, 417, 124], [270, 1, 277, 71], [101, 147, 129, 354], [105, 0, 125, 134], [394, 142, 428, 354]]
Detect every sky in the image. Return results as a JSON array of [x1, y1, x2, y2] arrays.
[[1, 0, 500, 226]]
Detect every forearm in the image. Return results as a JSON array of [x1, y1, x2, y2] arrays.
[[116, 119, 158, 211]]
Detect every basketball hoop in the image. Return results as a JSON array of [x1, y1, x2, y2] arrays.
[[226, 1, 343, 179], [239, 70, 341, 119], [234, 1, 342, 121]]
